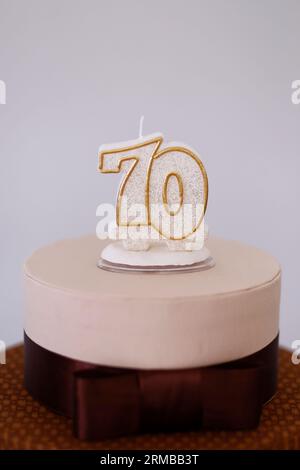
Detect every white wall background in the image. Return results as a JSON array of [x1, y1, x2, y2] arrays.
[[0, 0, 299, 348]]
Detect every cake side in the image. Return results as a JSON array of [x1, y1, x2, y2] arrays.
[[23, 236, 281, 369]]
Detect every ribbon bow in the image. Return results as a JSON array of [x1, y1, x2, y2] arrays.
[[24, 334, 278, 441]]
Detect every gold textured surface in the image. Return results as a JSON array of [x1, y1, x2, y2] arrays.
[[0, 346, 299, 450]]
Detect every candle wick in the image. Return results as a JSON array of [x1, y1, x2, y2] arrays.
[[139, 115, 144, 139]]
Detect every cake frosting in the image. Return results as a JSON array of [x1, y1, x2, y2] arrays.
[[24, 235, 281, 369], [100, 241, 211, 267]]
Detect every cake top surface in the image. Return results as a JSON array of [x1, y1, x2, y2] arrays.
[[24, 235, 280, 299]]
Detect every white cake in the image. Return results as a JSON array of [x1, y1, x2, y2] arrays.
[[24, 235, 280, 369], [23, 129, 282, 439]]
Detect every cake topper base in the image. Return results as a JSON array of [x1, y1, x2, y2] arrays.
[[98, 241, 215, 274]]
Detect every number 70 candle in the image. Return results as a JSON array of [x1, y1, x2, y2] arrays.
[[98, 126, 208, 254]]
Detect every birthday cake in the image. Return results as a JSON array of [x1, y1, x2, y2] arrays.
[[23, 129, 281, 440]]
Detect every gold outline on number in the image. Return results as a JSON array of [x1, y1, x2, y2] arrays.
[[98, 136, 163, 226], [162, 172, 184, 217], [99, 138, 208, 240], [146, 146, 208, 240]]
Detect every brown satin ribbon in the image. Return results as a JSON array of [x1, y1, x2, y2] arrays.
[[24, 333, 278, 440]]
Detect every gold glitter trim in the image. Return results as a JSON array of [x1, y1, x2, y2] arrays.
[[98, 137, 208, 240]]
